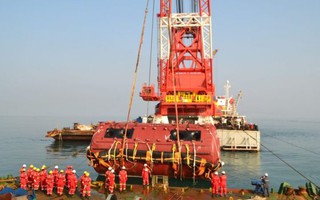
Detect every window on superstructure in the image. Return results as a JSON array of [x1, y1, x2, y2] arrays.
[[104, 128, 134, 139], [169, 130, 201, 141]]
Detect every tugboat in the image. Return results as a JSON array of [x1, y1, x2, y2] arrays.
[[87, 0, 239, 179]]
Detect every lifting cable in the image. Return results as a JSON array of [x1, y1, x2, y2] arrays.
[[168, 12, 183, 180], [243, 131, 320, 189], [121, 0, 150, 157], [146, 0, 155, 116]]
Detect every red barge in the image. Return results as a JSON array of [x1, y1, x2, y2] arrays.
[[87, 0, 226, 179]]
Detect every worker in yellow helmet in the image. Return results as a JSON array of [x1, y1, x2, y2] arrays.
[[46, 171, 54, 196], [57, 170, 65, 195], [82, 171, 91, 198], [80, 171, 87, 195]]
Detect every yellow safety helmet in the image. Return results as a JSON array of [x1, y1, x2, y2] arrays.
[[33, 166, 37, 170], [41, 165, 46, 169], [30, 165, 34, 168], [60, 170, 64, 173], [83, 171, 87, 174], [86, 172, 90, 176], [37, 168, 40, 172], [49, 170, 53, 174]]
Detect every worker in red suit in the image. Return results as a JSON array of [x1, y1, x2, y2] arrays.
[[57, 170, 66, 195], [30, 166, 38, 190], [210, 171, 220, 197], [105, 166, 112, 190], [68, 170, 77, 196], [142, 163, 151, 188], [20, 168, 28, 189], [220, 171, 227, 197], [65, 165, 73, 188], [108, 169, 115, 194], [46, 171, 54, 196], [27, 165, 34, 189], [40, 165, 47, 191], [33, 168, 40, 191], [53, 165, 59, 189], [82, 172, 91, 198], [80, 171, 87, 195], [119, 166, 128, 192]]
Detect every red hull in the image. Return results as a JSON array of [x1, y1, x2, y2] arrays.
[[86, 121, 222, 178]]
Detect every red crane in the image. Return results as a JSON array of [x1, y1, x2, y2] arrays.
[[140, 0, 217, 121]]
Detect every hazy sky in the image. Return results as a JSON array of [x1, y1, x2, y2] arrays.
[[1, 1, 319, 122]]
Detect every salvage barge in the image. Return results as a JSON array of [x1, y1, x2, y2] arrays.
[[46, 123, 97, 141]]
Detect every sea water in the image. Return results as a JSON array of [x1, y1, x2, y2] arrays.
[[0, 116, 319, 191]]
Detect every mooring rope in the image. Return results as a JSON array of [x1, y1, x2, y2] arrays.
[[243, 130, 320, 189]]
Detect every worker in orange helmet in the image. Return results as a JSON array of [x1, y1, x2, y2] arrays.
[[220, 171, 227, 197], [46, 171, 54, 196], [20, 168, 28, 190], [142, 163, 151, 188], [105, 166, 112, 190], [68, 170, 78, 196], [119, 166, 128, 192], [108, 169, 116, 194], [40, 165, 47, 191], [82, 172, 91, 198], [33, 168, 41, 191], [57, 170, 66, 195], [210, 171, 220, 197]]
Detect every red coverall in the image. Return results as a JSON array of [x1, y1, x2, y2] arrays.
[[80, 174, 85, 195], [57, 173, 66, 195], [220, 174, 227, 196], [105, 170, 111, 189], [142, 167, 150, 186], [119, 169, 128, 192], [68, 173, 77, 195], [20, 171, 27, 189], [65, 166, 73, 187], [46, 174, 54, 195], [40, 169, 47, 190], [82, 176, 91, 197], [27, 168, 33, 189], [211, 174, 220, 195], [33, 171, 40, 190], [108, 173, 115, 194], [53, 169, 59, 187]]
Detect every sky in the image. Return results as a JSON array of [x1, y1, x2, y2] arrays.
[[0, 0, 320, 122]]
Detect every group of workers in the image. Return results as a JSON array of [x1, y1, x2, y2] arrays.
[[104, 163, 151, 194], [19, 164, 91, 198], [209, 170, 228, 197]]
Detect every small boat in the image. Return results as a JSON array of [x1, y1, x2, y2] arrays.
[[46, 123, 97, 141]]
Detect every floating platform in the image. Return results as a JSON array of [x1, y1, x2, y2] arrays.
[[217, 129, 261, 151]]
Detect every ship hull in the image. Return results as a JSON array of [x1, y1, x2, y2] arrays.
[[86, 121, 222, 178]]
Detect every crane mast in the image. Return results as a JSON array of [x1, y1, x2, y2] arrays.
[[140, 0, 216, 121]]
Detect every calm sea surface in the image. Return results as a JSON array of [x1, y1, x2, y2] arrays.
[[0, 116, 319, 191]]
